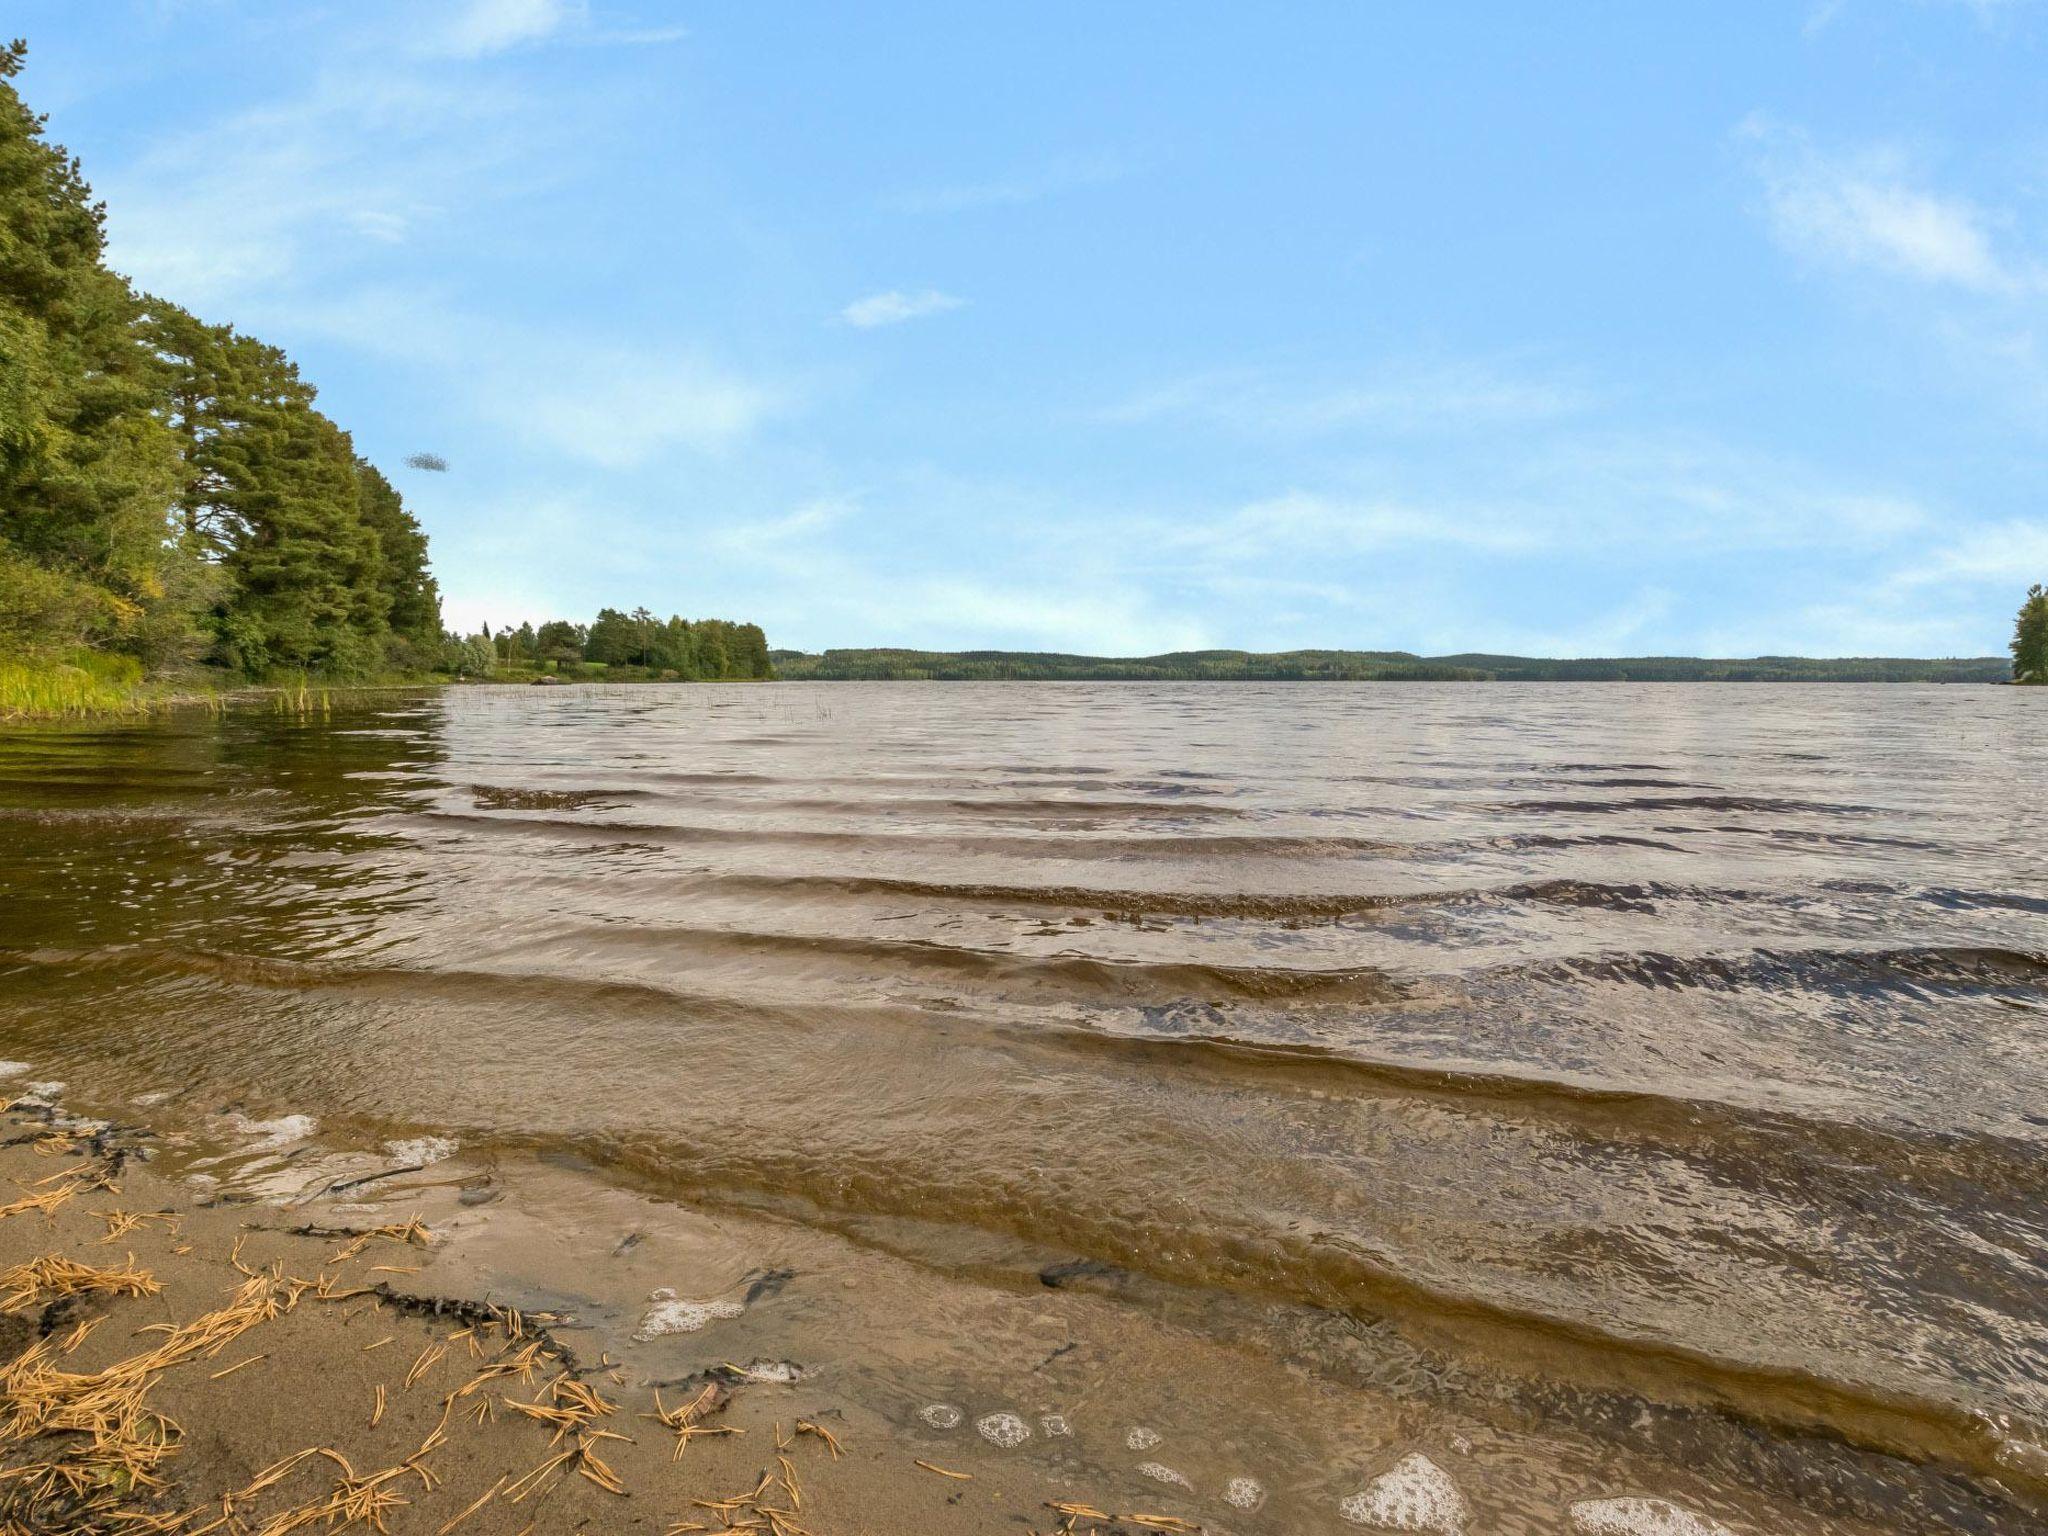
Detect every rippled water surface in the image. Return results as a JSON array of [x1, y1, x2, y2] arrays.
[[2, 682, 2044, 1532]]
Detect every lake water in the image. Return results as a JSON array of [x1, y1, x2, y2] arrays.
[[1, 682, 2043, 1533]]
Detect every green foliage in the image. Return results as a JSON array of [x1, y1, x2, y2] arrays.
[[454, 611, 774, 681], [0, 44, 439, 691], [2013, 584, 2048, 684]]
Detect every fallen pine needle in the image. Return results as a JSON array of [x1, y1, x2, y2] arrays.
[[914, 1459, 971, 1480], [435, 1474, 506, 1534], [362, 1336, 395, 1352], [795, 1419, 841, 1458], [207, 1354, 266, 1381], [404, 1341, 447, 1387], [370, 1383, 386, 1428]]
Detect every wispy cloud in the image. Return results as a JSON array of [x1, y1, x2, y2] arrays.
[[276, 287, 779, 466], [839, 289, 966, 328], [885, 155, 1128, 214], [425, 0, 584, 59], [1883, 517, 2048, 588], [1105, 360, 1591, 435], [1740, 116, 2035, 292], [100, 66, 529, 306], [414, 0, 687, 58]]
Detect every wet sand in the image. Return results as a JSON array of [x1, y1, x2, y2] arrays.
[[0, 1076, 1959, 1536], [0, 1095, 1195, 1536]]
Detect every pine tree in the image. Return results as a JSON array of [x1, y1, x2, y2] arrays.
[[355, 458, 442, 655], [0, 41, 193, 661], [2014, 584, 2048, 685]]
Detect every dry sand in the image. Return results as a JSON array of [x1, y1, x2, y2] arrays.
[[0, 1102, 1198, 1536]]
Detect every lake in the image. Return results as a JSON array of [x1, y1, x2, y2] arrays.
[[1, 682, 2043, 1533]]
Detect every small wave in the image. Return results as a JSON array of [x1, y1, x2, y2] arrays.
[[1520, 945, 2048, 997]]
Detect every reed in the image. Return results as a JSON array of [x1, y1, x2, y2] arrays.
[[0, 659, 149, 721]]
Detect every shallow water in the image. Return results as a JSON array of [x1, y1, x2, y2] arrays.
[[1, 681, 2044, 1532]]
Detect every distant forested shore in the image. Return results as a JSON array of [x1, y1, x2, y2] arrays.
[[455, 611, 773, 682], [772, 648, 2013, 683]]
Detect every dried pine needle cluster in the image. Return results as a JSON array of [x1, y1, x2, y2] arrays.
[[0, 1269, 291, 1530], [0, 1256, 160, 1313]]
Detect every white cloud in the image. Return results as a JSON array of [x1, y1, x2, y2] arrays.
[[839, 289, 966, 328], [1157, 492, 1544, 565], [495, 349, 775, 467], [1884, 518, 2048, 587], [886, 156, 1128, 214], [426, 0, 583, 59], [1106, 361, 1590, 435], [1742, 117, 2033, 292], [100, 68, 525, 307]]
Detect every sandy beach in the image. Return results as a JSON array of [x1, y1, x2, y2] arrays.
[[0, 1090, 1211, 1536]]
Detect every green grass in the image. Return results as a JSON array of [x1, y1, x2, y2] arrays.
[[0, 655, 154, 720]]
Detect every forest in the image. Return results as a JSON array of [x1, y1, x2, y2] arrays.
[[458, 611, 774, 681], [0, 42, 439, 689]]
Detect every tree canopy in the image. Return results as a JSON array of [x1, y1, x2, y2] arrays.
[[2013, 584, 2048, 685], [1, 42, 439, 678]]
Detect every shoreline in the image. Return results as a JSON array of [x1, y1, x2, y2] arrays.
[[0, 1070, 2009, 1536], [0, 1092, 1159, 1536]]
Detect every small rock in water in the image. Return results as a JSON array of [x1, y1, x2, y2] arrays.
[[1126, 1426, 1162, 1451], [920, 1403, 964, 1429], [977, 1411, 1031, 1448], [457, 1184, 499, 1206], [1339, 1453, 1469, 1532], [1136, 1462, 1192, 1490], [1570, 1497, 1734, 1536], [1040, 1413, 1071, 1437], [1223, 1476, 1266, 1510]]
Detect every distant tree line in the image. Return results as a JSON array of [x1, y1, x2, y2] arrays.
[[454, 610, 774, 681], [772, 647, 2014, 684], [0, 43, 441, 680]]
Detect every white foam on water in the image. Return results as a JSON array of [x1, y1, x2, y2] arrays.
[[0, 1062, 31, 1078], [26, 1081, 65, 1098], [132, 1090, 170, 1106], [385, 1135, 457, 1166], [632, 1290, 744, 1341], [976, 1411, 1030, 1449], [1126, 1426, 1162, 1451], [729, 1360, 803, 1384], [919, 1404, 963, 1430], [1570, 1497, 1733, 1536], [1040, 1414, 1071, 1437], [1339, 1453, 1469, 1532], [225, 1112, 317, 1150], [1224, 1477, 1266, 1510], [1137, 1462, 1192, 1490]]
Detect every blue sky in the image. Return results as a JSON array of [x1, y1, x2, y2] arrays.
[[15, 1, 2048, 656]]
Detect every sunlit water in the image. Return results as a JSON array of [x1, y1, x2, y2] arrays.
[[1, 682, 2044, 1533]]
